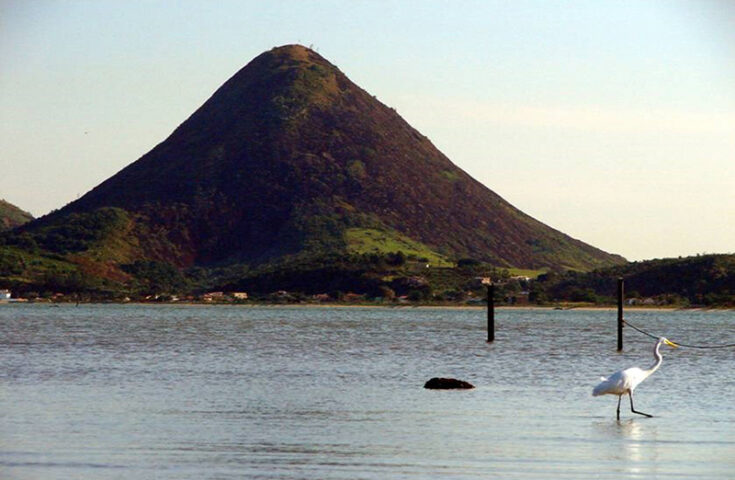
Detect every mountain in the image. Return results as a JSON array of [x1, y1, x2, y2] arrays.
[[0, 199, 33, 231], [13, 45, 624, 294]]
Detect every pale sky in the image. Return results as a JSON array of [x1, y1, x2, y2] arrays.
[[1, 0, 733, 261]]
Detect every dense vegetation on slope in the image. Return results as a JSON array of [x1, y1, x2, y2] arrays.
[[3, 45, 627, 296], [34, 45, 622, 269]]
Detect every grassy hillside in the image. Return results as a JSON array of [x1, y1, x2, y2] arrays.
[[345, 228, 453, 267]]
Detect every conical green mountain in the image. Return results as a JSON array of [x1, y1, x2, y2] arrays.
[[32, 45, 624, 279]]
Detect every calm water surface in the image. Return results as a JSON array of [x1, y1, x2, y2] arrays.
[[1, 304, 733, 479]]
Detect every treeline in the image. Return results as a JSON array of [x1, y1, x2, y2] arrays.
[[540, 254, 735, 307], [220, 253, 735, 306], [223, 252, 494, 300]]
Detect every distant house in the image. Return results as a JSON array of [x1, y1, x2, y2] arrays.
[[342, 293, 365, 303], [0, 289, 10, 301], [231, 292, 248, 300], [510, 276, 531, 282], [312, 293, 331, 302], [627, 297, 657, 306], [506, 291, 530, 305], [203, 291, 224, 302]]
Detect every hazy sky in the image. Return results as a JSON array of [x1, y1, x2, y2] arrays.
[[1, 1, 733, 261]]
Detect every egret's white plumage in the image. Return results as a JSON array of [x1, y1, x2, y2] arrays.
[[593, 337, 678, 419]]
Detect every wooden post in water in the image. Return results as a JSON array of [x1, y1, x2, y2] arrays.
[[487, 282, 495, 343], [617, 277, 624, 351]]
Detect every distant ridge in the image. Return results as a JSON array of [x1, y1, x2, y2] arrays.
[[544, 254, 735, 307], [0, 199, 33, 231], [13, 44, 625, 294]]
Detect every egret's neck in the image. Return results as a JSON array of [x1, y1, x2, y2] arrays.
[[645, 339, 664, 377]]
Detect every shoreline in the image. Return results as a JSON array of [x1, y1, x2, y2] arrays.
[[2, 301, 731, 312]]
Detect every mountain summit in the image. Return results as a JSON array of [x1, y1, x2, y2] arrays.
[[29, 45, 623, 288]]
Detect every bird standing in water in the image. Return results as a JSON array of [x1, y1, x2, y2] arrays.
[[593, 337, 678, 419]]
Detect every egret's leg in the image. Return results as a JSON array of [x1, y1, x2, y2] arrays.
[[616, 395, 621, 420], [629, 391, 653, 418]]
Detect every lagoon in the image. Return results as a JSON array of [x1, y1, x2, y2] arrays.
[[1, 305, 733, 479]]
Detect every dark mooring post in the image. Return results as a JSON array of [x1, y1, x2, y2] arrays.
[[487, 282, 495, 343], [617, 277, 624, 351]]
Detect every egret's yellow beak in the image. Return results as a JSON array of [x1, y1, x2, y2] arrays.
[[664, 339, 678, 348]]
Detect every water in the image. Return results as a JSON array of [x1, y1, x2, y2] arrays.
[[1, 305, 733, 479]]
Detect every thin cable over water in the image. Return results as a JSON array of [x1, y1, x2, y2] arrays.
[[623, 318, 735, 349]]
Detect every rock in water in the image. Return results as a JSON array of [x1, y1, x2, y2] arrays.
[[424, 377, 475, 389]]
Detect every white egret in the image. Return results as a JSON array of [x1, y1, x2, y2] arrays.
[[593, 337, 678, 419]]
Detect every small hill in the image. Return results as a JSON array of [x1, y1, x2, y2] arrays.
[[9, 45, 625, 295], [541, 254, 735, 306], [0, 199, 33, 231]]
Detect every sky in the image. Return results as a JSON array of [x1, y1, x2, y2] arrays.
[[1, 0, 733, 261]]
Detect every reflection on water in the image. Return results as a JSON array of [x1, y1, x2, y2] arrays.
[[0, 305, 733, 479], [591, 419, 658, 477], [620, 419, 654, 477]]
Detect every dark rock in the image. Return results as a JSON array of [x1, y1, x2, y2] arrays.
[[424, 377, 475, 389]]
